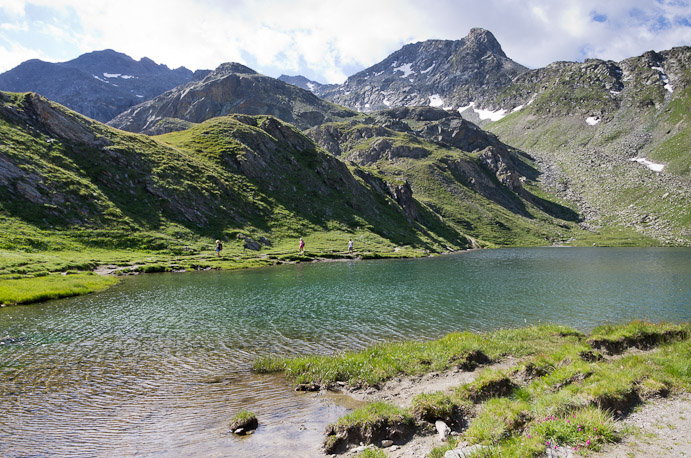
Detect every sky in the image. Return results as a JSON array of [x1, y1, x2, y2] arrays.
[[0, 0, 690, 84]]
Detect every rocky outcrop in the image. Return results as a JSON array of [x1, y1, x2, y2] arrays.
[[372, 107, 505, 153], [229, 412, 258, 435], [479, 146, 523, 193], [387, 181, 420, 221], [108, 63, 357, 134]]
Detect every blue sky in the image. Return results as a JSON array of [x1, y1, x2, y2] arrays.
[[0, 0, 689, 83]]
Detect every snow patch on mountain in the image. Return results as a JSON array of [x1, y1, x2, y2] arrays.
[[652, 66, 674, 93], [457, 102, 507, 121], [586, 116, 601, 125], [428, 94, 443, 107], [630, 158, 664, 172], [393, 63, 414, 78], [103, 73, 135, 79], [421, 63, 435, 74]]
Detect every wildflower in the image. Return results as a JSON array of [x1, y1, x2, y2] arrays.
[[586, 439, 591, 447]]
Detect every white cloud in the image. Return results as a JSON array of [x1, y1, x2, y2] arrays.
[[0, 0, 24, 16], [0, 0, 689, 83]]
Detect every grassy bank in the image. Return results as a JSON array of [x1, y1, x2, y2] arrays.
[[255, 321, 691, 456], [0, 272, 119, 306], [0, 231, 429, 306]]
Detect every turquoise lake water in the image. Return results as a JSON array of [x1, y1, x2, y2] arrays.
[[1, 247, 689, 456]]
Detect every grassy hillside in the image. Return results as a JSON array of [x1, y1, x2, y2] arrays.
[[308, 112, 602, 248], [1, 92, 489, 303], [488, 48, 691, 246]]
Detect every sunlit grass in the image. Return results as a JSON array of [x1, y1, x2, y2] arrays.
[[253, 324, 583, 386], [0, 273, 119, 305], [259, 321, 691, 455]]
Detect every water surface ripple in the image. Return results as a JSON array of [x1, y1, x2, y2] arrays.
[[1, 248, 689, 456]]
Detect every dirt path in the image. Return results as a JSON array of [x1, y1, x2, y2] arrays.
[[336, 358, 520, 457], [594, 393, 691, 458]]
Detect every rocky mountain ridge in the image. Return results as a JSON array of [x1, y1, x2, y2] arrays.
[[287, 28, 527, 119], [108, 62, 358, 134], [0, 49, 207, 123]]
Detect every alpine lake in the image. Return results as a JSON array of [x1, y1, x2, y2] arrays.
[[1, 247, 690, 457]]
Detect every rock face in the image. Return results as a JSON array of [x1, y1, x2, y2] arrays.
[[435, 420, 451, 441], [108, 63, 358, 134], [303, 28, 527, 115], [0, 49, 205, 122]]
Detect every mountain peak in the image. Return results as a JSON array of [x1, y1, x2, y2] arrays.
[[466, 28, 505, 57], [318, 28, 525, 112], [213, 62, 258, 76]]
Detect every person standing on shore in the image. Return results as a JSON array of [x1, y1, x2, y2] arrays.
[[215, 239, 223, 257], [299, 237, 305, 253], [348, 238, 354, 253]]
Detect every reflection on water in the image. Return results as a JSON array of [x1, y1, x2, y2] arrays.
[[1, 248, 690, 456]]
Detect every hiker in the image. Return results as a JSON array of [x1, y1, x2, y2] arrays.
[[348, 238, 354, 253], [215, 239, 223, 257], [299, 237, 305, 253]]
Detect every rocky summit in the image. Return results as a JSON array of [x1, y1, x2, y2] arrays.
[[108, 63, 358, 134], [0, 49, 206, 123], [306, 28, 527, 116]]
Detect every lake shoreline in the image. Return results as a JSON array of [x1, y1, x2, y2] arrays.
[[258, 321, 691, 457], [1, 245, 478, 307], [1, 249, 689, 457]]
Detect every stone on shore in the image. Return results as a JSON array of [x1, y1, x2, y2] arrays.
[[435, 420, 451, 441]]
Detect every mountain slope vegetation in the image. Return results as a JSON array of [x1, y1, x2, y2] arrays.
[[308, 107, 581, 247], [0, 88, 593, 267], [487, 47, 691, 245]]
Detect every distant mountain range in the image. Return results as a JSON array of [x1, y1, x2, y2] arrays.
[[0, 49, 208, 122]]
